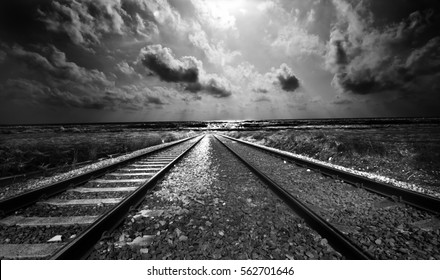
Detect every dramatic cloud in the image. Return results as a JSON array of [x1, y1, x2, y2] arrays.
[[0, 43, 173, 111], [139, 44, 232, 97], [1, 0, 440, 123], [38, 0, 125, 49], [273, 64, 300, 92], [4, 43, 113, 87], [1, 77, 171, 111], [326, 0, 440, 96], [140, 44, 199, 83]]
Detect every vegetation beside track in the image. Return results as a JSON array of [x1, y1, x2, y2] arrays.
[[223, 127, 440, 188], [0, 127, 197, 177]]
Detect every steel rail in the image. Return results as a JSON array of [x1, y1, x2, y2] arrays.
[[219, 134, 440, 215], [51, 135, 205, 259], [0, 135, 200, 216], [214, 135, 373, 260]]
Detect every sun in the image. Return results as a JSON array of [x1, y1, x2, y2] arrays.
[[204, 0, 249, 15]]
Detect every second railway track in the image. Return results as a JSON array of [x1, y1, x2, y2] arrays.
[[216, 134, 440, 259]]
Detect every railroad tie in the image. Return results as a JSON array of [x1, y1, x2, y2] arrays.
[[0, 215, 98, 227], [0, 243, 66, 259], [38, 198, 123, 206], [108, 173, 156, 176], [90, 179, 146, 183], [68, 187, 137, 193]]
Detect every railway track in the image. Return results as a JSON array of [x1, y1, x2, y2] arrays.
[[1, 133, 439, 260], [0, 135, 204, 259], [215, 134, 440, 259]]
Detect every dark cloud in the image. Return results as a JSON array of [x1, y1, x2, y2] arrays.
[[2, 78, 107, 110], [3, 43, 112, 87], [327, 0, 440, 96], [333, 40, 348, 65], [1, 77, 169, 111], [0, 0, 159, 52], [185, 80, 231, 98], [140, 44, 199, 83], [277, 74, 300, 92], [272, 63, 300, 92], [139, 44, 232, 98], [142, 54, 199, 83], [0, 43, 167, 111]]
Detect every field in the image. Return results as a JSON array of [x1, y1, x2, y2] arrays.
[[223, 121, 440, 189], [1, 118, 439, 191], [0, 124, 197, 177]]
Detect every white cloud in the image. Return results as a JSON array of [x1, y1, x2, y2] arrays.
[[188, 23, 241, 66], [265, 1, 326, 58]]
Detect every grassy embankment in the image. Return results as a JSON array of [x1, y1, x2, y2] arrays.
[[224, 129, 440, 187], [0, 128, 197, 177]]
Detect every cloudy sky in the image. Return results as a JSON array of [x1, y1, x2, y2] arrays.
[[1, 0, 439, 124]]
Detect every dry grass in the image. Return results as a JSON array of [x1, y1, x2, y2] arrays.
[[224, 127, 440, 187], [0, 129, 196, 176]]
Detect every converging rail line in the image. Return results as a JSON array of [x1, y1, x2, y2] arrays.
[[1, 133, 439, 260], [0, 135, 204, 259]]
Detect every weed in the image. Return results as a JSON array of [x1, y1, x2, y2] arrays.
[[0, 129, 195, 176]]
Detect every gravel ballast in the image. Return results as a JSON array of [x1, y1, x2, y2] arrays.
[[219, 136, 440, 259], [89, 135, 342, 260]]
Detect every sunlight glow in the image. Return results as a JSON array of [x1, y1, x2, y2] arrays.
[[204, 0, 249, 18]]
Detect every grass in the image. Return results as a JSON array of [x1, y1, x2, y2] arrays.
[[224, 127, 440, 187], [0, 129, 197, 177]]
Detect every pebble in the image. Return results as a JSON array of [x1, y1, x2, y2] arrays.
[[47, 235, 63, 242], [127, 235, 154, 247], [224, 137, 440, 259], [140, 248, 149, 254], [88, 136, 342, 259]]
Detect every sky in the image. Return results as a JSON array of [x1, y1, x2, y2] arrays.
[[0, 0, 439, 124]]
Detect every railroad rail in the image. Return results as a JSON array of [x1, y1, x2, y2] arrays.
[[214, 135, 373, 260], [218, 134, 440, 215], [2, 133, 439, 260], [0, 135, 204, 259], [215, 134, 440, 260]]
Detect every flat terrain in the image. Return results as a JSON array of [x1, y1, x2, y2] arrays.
[[0, 124, 196, 177], [2, 118, 439, 192], [223, 121, 440, 191]]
